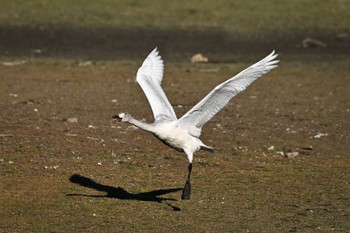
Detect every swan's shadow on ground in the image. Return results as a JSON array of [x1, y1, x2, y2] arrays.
[[67, 174, 182, 211]]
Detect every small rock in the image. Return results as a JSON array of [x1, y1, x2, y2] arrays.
[[285, 151, 299, 158], [67, 117, 78, 123], [268, 145, 275, 151], [9, 93, 18, 97], [78, 61, 94, 67], [299, 37, 327, 48], [88, 124, 97, 129], [191, 53, 209, 63], [2, 60, 26, 66], [314, 133, 328, 139], [44, 165, 59, 169]]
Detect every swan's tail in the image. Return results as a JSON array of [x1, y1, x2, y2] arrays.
[[200, 144, 214, 154]]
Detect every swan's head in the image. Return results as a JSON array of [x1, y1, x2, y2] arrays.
[[112, 112, 130, 122]]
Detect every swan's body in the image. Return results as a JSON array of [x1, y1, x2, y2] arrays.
[[114, 48, 279, 200]]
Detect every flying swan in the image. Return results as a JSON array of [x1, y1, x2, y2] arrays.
[[114, 48, 279, 200]]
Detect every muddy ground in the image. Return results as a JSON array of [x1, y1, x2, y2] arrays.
[[0, 28, 349, 232]]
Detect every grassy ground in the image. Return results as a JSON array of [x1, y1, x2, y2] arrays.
[[1, 1, 350, 232], [1, 0, 349, 32]]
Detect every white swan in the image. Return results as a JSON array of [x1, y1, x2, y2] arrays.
[[114, 48, 279, 200]]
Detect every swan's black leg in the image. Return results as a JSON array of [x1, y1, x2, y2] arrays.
[[181, 163, 192, 200]]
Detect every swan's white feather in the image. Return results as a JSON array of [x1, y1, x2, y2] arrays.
[[136, 48, 177, 122], [178, 51, 279, 137]]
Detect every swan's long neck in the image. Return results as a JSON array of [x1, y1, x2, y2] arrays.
[[127, 115, 156, 133]]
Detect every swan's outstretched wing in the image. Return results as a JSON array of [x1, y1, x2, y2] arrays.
[[178, 51, 279, 137], [136, 48, 177, 122]]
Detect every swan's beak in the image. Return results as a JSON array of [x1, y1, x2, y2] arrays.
[[112, 113, 125, 122]]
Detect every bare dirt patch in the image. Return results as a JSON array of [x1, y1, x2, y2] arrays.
[[0, 29, 349, 232]]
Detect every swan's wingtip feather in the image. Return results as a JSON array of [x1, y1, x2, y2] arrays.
[[268, 60, 280, 65], [266, 50, 277, 58], [271, 50, 279, 58], [268, 65, 278, 70], [263, 50, 278, 64], [151, 47, 159, 55], [148, 47, 163, 61]]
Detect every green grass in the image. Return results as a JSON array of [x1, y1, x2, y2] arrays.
[[1, 0, 349, 32]]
